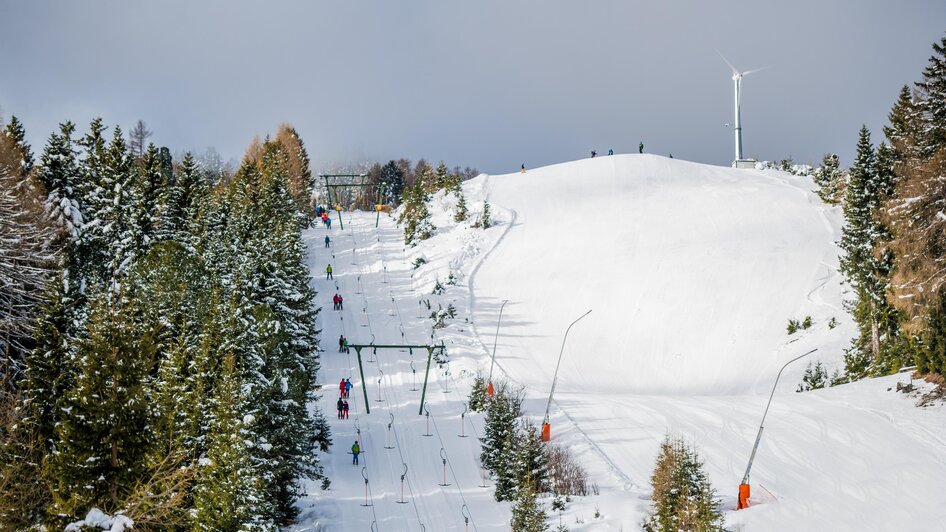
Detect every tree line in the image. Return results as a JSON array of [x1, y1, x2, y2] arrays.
[[0, 116, 329, 529], [811, 31, 946, 383]]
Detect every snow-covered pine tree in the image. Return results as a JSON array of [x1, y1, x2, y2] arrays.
[[435, 161, 450, 190], [400, 179, 435, 246], [480, 382, 523, 501], [812, 153, 843, 204], [510, 476, 549, 532], [481, 200, 492, 228], [378, 160, 405, 205], [132, 144, 166, 251], [193, 353, 275, 531], [39, 121, 84, 240], [839, 126, 898, 379], [48, 293, 157, 524], [644, 436, 724, 532], [513, 421, 549, 496]]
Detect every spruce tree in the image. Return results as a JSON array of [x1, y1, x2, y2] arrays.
[[915, 32, 946, 154], [644, 436, 724, 532], [39, 121, 84, 239], [48, 294, 157, 521], [480, 383, 523, 501], [884, 85, 925, 164], [510, 476, 549, 532], [378, 160, 405, 205], [812, 153, 843, 204], [838, 126, 897, 378], [514, 421, 549, 495], [4, 115, 34, 175], [193, 354, 275, 531]]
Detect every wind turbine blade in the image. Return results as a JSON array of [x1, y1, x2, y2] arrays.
[[716, 49, 739, 75], [742, 65, 771, 77]]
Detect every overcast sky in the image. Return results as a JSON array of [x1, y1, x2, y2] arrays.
[[1, 1, 944, 174]]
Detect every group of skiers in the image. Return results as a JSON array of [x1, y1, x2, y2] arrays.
[[591, 144, 645, 158], [317, 207, 362, 467]]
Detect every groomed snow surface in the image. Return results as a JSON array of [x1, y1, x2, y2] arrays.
[[294, 155, 946, 531]]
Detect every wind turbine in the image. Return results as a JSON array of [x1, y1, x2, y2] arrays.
[[718, 51, 769, 166]]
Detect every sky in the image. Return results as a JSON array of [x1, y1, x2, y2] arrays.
[[1, 1, 944, 174]]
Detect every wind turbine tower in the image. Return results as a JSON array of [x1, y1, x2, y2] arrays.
[[719, 52, 768, 168]]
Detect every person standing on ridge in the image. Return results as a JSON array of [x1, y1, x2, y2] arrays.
[[591, 150, 597, 158], [639, 141, 644, 154], [351, 441, 361, 465], [326, 263, 333, 280], [520, 163, 526, 173], [608, 148, 613, 156]]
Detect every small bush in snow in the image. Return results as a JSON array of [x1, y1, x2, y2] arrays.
[[546, 444, 589, 497], [412, 256, 427, 269], [432, 278, 445, 295], [787, 318, 800, 335], [802, 316, 813, 329], [828, 316, 838, 329], [797, 361, 828, 392]]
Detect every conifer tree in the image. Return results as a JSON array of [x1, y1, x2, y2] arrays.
[[514, 421, 549, 495], [839, 126, 897, 378], [644, 436, 724, 532], [915, 32, 946, 154], [4, 115, 34, 175], [39, 121, 84, 239], [193, 354, 275, 531], [48, 294, 157, 521], [378, 160, 405, 205], [884, 85, 925, 164], [510, 476, 549, 532], [812, 153, 843, 204], [435, 161, 451, 190], [481, 383, 523, 501]]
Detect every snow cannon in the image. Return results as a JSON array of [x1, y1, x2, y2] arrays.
[[541, 422, 551, 442], [737, 483, 750, 509], [486, 381, 494, 397]]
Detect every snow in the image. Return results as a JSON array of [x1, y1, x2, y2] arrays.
[[65, 508, 133, 532], [296, 154, 946, 531]]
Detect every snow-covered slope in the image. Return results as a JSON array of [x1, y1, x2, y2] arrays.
[[472, 154, 849, 396], [298, 155, 946, 531]]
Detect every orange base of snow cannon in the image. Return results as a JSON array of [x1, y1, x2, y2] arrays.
[[541, 422, 551, 442], [737, 483, 750, 510], [486, 381, 494, 397]]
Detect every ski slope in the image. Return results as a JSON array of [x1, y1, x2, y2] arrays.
[[296, 155, 946, 531]]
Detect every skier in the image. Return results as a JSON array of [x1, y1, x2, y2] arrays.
[[591, 150, 597, 158], [608, 148, 614, 156], [339, 334, 345, 352], [333, 293, 340, 310], [338, 295, 344, 311], [669, 153, 673, 159], [343, 337, 350, 353], [520, 163, 526, 173], [342, 399, 350, 419], [339, 378, 346, 397], [326, 264, 333, 280], [345, 378, 353, 397], [336, 397, 344, 419], [639, 141, 644, 154], [327, 217, 332, 229], [351, 441, 360, 465], [325, 235, 330, 248]]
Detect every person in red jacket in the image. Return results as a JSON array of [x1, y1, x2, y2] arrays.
[[333, 293, 340, 310], [339, 378, 346, 397]]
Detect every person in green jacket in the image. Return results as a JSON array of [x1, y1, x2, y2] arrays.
[[351, 441, 361, 465], [326, 263, 333, 280]]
